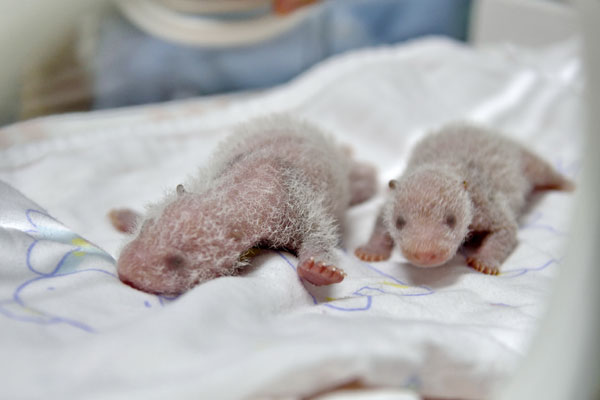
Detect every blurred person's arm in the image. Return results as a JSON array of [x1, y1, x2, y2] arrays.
[[274, 0, 320, 15]]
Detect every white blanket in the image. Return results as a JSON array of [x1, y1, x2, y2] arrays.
[[0, 37, 581, 399]]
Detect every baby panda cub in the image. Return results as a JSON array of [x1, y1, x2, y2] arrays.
[[355, 122, 574, 275], [113, 115, 377, 295]]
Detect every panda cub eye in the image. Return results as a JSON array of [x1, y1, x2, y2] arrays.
[[445, 214, 456, 229], [396, 216, 406, 230], [164, 254, 186, 270]]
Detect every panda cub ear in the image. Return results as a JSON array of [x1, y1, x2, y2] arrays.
[[388, 179, 399, 190]]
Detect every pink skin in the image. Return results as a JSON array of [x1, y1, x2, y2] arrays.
[[116, 164, 371, 295], [389, 170, 472, 268], [356, 169, 471, 269], [113, 117, 377, 295], [355, 123, 574, 275], [296, 258, 346, 286], [116, 163, 295, 295], [116, 196, 252, 295], [114, 192, 350, 295], [108, 208, 141, 234]]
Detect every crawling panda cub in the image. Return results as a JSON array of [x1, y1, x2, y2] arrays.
[[355, 122, 574, 275], [112, 115, 377, 295]]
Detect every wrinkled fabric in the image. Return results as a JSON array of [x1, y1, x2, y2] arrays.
[[0, 37, 582, 399]]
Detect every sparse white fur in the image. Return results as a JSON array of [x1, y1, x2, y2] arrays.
[[117, 114, 373, 295], [356, 121, 573, 273]]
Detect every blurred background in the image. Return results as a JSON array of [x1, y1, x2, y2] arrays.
[[0, 0, 577, 126]]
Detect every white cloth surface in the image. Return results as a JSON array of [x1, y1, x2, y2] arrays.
[[0, 37, 582, 399]]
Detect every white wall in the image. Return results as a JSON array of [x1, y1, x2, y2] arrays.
[[471, 0, 580, 47], [0, 1, 112, 123], [495, 0, 600, 398]]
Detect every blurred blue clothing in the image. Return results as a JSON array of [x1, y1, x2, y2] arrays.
[[93, 0, 471, 109]]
